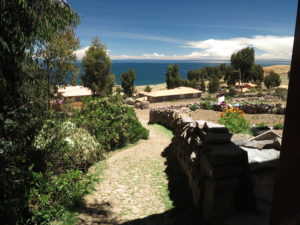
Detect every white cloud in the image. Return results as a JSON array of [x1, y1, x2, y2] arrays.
[[75, 47, 89, 60], [76, 35, 294, 61], [75, 47, 111, 60], [183, 35, 294, 60]]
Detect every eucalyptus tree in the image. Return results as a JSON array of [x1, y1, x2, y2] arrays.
[[0, 0, 79, 112], [121, 69, 136, 97], [82, 37, 115, 97], [166, 64, 181, 89]]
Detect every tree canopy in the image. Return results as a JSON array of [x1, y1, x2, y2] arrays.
[[166, 64, 181, 89], [81, 37, 115, 97], [0, 0, 79, 113], [121, 69, 136, 97], [264, 71, 281, 89]]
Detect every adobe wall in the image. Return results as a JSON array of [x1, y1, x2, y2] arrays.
[[149, 108, 257, 223]]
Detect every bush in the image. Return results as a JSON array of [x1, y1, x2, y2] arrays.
[[264, 71, 281, 89], [34, 120, 104, 173], [218, 107, 250, 134], [189, 104, 199, 111], [255, 123, 269, 128], [28, 169, 96, 224], [202, 100, 212, 110], [72, 96, 149, 150], [116, 87, 122, 94], [273, 123, 284, 130], [144, 85, 152, 92]]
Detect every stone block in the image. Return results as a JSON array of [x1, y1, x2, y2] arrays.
[[214, 177, 240, 191], [125, 97, 135, 105], [201, 156, 242, 178], [205, 142, 244, 166], [203, 132, 232, 144], [203, 182, 236, 221], [196, 120, 206, 129], [249, 130, 281, 141], [241, 147, 280, 171], [203, 122, 229, 133]]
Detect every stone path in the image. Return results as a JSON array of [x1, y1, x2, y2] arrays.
[[78, 119, 174, 225]]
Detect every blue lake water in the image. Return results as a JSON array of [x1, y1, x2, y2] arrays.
[[78, 60, 290, 86]]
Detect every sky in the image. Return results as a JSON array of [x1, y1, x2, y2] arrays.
[[69, 0, 298, 61]]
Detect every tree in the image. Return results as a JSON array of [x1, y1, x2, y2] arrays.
[[0, 1, 79, 223], [121, 69, 136, 96], [230, 47, 255, 91], [208, 77, 220, 93], [82, 37, 115, 97], [166, 64, 181, 89], [264, 71, 281, 89], [0, 0, 79, 113], [200, 79, 206, 92], [36, 28, 80, 106], [247, 64, 264, 83]]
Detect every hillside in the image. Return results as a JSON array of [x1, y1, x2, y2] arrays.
[[263, 65, 290, 85], [263, 65, 290, 75]]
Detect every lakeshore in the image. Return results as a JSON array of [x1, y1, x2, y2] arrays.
[[130, 64, 290, 92]]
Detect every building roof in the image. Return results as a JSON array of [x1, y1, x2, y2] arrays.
[[235, 82, 257, 87], [58, 86, 93, 97], [277, 85, 289, 89], [139, 87, 202, 98]]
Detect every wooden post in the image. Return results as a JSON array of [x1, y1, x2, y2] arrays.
[[270, 1, 300, 224]]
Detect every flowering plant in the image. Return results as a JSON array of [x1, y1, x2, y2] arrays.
[[218, 107, 250, 134]]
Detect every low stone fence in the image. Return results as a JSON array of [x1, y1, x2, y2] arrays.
[[149, 108, 257, 223], [149, 102, 285, 115], [211, 103, 286, 114]]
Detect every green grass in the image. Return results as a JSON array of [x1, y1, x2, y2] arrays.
[[52, 211, 79, 225], [150, 124, 174, 139]]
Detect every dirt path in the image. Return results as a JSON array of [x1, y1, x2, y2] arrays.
[[78, 116, 173, 225]]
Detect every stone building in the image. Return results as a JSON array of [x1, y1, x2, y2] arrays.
[[139, 86, 202, 103]]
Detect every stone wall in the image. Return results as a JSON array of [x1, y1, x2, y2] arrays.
[[211, 103, 286, 114], [150, 102, 285, 114], [149, 108, 257, 223]]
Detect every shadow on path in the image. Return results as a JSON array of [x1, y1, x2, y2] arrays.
[[120, 143, 210, 225], [77, 136, 210, 225]]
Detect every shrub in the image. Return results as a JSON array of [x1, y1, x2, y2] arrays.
[[218, 107, 250, 134], [264, 71, 281, 89], [28, 169, 96, 224], [273, 123, 284, 130], [116, 87, 122, 94], [202, 96, 214, 110], [255, 123, 269, 128], [72, 96, 149, 150], [34, 120, 104, 173], [190, 104, 199, 111], [144, 85, 152, 92]]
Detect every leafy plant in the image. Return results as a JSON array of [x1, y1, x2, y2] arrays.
[[28, 169, 96, 224], [189, 104, 199, 111], [264, 71, 281, 89], [218, 107, 250, 134], [202, 99, 212, 110], [34, 119, 104, 173], [71, 95, 149, 151], [255, 123, 269, 128], [273, 123, 284, 130], [144, 85, 152, 92]]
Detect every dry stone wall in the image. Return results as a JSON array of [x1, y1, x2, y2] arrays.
[[211, 103, 286, 114], [149, 108, 257, 223]]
